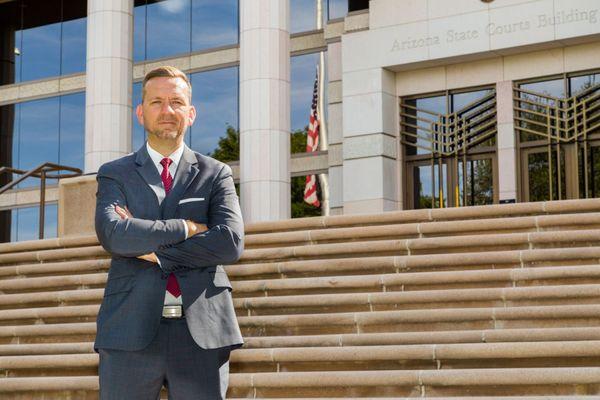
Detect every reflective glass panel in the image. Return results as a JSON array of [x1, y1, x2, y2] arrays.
[[291, 53, 320, 133], [191, 0, 238, 51], [20, 22, 61, 81], [132, 82, 146, 151], [570, 73, 600, 96], [61, 17, 87, 76], [291, 0, 318, 33], [328, 0, 347, 20], [189, 67, 238, 156], [18, 97, 60, 188], [13, 204, 57, 242], [59, 92, 85, 172], [133, 5, 147, 62], [146, 0, 191, 60]]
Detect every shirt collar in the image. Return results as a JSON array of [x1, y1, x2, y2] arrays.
[[146, 141, 186, 172]]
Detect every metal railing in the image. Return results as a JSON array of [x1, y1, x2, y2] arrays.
[[514, 83, 600, 200], [400, 91, 498, 208], [400, 91, 497, 157], [0, 163, 82, 240]]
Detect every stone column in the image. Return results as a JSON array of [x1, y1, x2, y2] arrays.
[[84, 0, 133, 173], [239, 0, 290, 222], [341, 66, 400, 214], [496, 80, 517, 203], [326, 41, 343, 215]]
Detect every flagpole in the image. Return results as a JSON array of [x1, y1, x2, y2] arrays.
[[316, 0, 330, 216]]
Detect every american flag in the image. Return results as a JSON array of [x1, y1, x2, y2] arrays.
[[304, 67, 320, 207]]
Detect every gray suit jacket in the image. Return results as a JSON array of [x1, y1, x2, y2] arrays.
[[93, 143, 244, 352]]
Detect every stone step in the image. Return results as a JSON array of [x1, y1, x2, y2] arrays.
[[4, 326, 600, 355], [233, 284, 600, 315], [238, 229, 600, 263], [1, 264, 599, 309], [0, 259, 109, 279], [245, 212, 600, 248], [243, 198, 600, 234], [1, 367, 599, 397], [232, 264, 600, 296], [228, 246, 600, 279], [238, 303, 600, 336], [2, 341, 600, 374], [3, 304, 599, 336], [2, 275, 600, 315]]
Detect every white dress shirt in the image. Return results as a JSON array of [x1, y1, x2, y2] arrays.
[[146, 141, 187, 306]]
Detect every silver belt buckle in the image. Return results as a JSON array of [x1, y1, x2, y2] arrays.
[[162, 305, 183, 318]]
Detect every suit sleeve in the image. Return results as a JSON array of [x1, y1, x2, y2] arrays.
[[154, 164, 244, 273], [95, 164, 187, 257]]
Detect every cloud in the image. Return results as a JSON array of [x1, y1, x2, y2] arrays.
[[158, 0, 188, 14]]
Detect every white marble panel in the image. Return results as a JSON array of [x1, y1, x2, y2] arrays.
[[342, 21, 429, 73], [427, 0, 488, 20], [497, 123, 516, 152], [498, 146, 517, 199], [554, 0, 600, 41], [343, 133, 396, 160], [396, 66, 446, 96], [370, 0, 427, 29], [327, 102, 343, 145], [343, 68, 395, 97], [446, 57, 503, 90], [489, 0, 555, 50], [428, 10, 490, 60], [343, 157, 384, 201], [327, 42, 342, 82], [328, 165, 343, 208]]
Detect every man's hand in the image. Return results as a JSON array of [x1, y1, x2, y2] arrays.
[[113, 205, 208, 264], [185, 220, 208, 237]]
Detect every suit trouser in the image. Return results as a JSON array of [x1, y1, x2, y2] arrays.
[[98, 317, 231, 400]]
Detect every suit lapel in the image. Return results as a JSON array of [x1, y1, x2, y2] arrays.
[[161, 145, 199, 219], [134, 144, 164, 208]]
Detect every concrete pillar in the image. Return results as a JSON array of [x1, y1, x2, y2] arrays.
[[327, 41, 343, 215], [239, 0, 290, 222], [341, 66, 400, 214], [84, 0, 133, 173], [496, 80, 517, 203]]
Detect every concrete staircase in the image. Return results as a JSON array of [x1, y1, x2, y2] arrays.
[[1, 199, 600, 399]]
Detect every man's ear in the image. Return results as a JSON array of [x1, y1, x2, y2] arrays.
[[135, 104, 144, 126], [188, 105, 197, 127]]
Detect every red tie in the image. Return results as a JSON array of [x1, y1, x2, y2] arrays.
[[160, 157, 181, 298]]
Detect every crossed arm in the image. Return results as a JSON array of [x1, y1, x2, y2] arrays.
[[94, 164, 244, 273]]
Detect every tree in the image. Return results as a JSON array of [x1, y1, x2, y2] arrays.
[[209, 125, 322, 218]]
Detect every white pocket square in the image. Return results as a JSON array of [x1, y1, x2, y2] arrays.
[[178, 197, 205, 204]]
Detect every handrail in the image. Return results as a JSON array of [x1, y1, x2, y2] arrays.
[[0, 162, 82, 240]]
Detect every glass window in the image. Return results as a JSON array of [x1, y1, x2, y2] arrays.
[[146, 0, 191, 60], [291, 0, 318, 33], [291, 52, 320, 133], [0, 93, 84, 190], [328, 0, 347, 20], [20, 22, 62, 82], [191, 0, 238, 52], [0, 0, 87, 85], [18, 97, 60, 188], [61, 16, 87, 76], [59, 92, 85, 172], [132, 82, 146, 151], [6, 204, 58, 242], [189, 67, 238, 156], [570, 73, 600, 96], [133, 5, 147, 62]]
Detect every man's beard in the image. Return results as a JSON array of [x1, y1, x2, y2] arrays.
[[146, 120, 184, 141]]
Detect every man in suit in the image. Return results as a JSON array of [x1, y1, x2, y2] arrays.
[[94, 65, 244, 399]]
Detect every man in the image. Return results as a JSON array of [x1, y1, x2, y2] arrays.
[[94, 65, 244, 399]]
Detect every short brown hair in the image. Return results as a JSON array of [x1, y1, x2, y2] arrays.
[[142, 65, 192, 102]]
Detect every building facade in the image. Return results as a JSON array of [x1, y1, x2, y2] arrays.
[[0, 0, 599, 242]]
